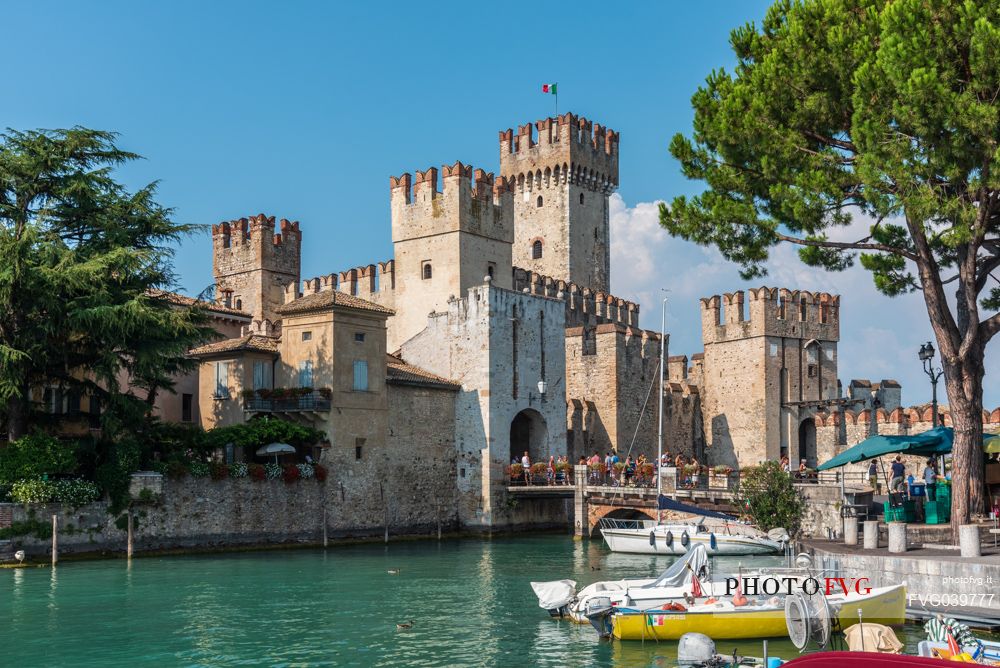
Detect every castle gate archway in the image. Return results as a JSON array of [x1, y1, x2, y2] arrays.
[[510, 408, 548, 465], [799, 418, 817, 468]]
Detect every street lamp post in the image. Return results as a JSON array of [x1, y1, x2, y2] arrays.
[[870, 389, 881, 437], [918, 342, 944, 427]]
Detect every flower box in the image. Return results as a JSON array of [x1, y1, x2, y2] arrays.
[[659, 467, 678, 492], [708, 472, 733, 490]]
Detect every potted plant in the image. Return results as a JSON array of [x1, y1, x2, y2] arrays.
[[209, 461, 230, 481], [709, 465, 734, 490], [318, 387, 332, 399], [638, 463, 655, 485], [282, 463, 301, 483], [257, 388, 272, 400], [507, 463, 524, 481], [530, 462, 548, 484], [248, 463, 266, 481], [240, 389, 256, 401], [682, 463, 701, 488]]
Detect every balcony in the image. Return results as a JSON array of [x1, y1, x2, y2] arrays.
[[243, 390, 331, 414]]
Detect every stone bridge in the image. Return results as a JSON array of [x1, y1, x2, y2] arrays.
[[507, 465, 739, 537]]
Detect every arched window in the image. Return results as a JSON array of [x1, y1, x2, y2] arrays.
[[579, 193, 585, 205], [422, 262, 432, 280], [531, 240, 543, 259], [536, 195, 543, 208], [235, 298, 242, 311]]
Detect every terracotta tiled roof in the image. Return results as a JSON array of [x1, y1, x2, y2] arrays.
[[189, 334, 280, 357], [386, 354, 460, 390], [274, 290, 395, 316], [149, 289, 251, 318]]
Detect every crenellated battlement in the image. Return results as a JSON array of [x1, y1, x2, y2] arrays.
[[390, 161, 514, 244], [812, 404, 1000, 428], [512, 267, 639, 328], [498, 112, 619, 193], [212, 213, 301, 321], [285, 259, 396, 304], [700, 286, 840, 344]]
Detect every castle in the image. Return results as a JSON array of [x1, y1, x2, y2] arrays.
[[179, 112, 997, 531]]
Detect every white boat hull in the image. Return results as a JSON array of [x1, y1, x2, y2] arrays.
[[601, 526, 783, 556]]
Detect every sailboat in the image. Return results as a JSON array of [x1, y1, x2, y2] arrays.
[[598, 297, 787, 557]]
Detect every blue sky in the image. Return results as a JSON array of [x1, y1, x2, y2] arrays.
[[4, 0, 997, 407]]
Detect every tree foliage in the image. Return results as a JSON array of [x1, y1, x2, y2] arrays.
[[734, 461, 805, 535], [0, 127, 217, 440], [662, 0, 1000, 533]]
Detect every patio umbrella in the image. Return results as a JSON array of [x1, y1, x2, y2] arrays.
[[256, 442, 296, 464], [985, 435, 1000, 455], [817, 426, 954, 471]]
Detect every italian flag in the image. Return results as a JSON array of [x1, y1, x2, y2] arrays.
[[541, 83, 557, 95]]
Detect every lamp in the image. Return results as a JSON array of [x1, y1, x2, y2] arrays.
[[537, 380, 547, 396]]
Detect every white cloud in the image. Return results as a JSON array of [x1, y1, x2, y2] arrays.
[[608, 194, 1000, 409]]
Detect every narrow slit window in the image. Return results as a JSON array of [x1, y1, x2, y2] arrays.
[[531, 240, 543, 260]]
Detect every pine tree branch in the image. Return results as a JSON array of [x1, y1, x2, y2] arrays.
[[772, 231, 918, 261]]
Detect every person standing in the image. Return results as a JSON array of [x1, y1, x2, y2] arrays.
[[923, 460, 937, 501], [868, 459, 881, 494], [889, 456, 906, 494], [521, 451, 531, 484]]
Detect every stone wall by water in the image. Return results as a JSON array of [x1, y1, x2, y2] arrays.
[[1, 474, 438, 558]]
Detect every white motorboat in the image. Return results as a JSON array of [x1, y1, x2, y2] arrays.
[[531, 544, 711, 621], [599, 516, 788, 556]]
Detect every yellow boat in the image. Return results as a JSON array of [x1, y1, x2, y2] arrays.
[[610, 583, 906, 641]]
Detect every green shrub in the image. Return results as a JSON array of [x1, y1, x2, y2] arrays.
[[189, 461, 210, 478], [229, 462, 248, 478], [733, 460, 804, 535], [9, 479, 100, 506], [0, 432, 79, 485]]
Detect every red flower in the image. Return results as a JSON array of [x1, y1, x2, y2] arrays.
[[248, 463, 266, 481], [282, 464, 301, 483], [314, 464, 328, 482]]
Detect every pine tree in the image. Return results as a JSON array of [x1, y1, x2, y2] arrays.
[[0, 127, 216, 441], [662, 0, 1000, 538]]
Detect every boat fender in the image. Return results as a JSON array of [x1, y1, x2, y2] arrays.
[[681, 531, 690, 548], [666, 531, 673, 547], [709, 533, 717, 551], [649, 531, 656, 546]]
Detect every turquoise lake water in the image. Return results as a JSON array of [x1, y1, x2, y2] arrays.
[[2, 534, 931, 667]]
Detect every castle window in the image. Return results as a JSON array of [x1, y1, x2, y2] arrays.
[[808, 364, 818, 378], [536, 195, 543, 208], [298, 359, 313, 388], [235, 298, 242, 311], [223, 235, 231, 249], [253, 360, 272, 390], [799, 298, 807, 321], [579, 193, 585, 205], [353, 360, 368, 391], [302, 331, 312, 341], [354, 332, 365, 343], [355, 438, 365, 460], [214, 362, 230, 399], [532, 240, 543, 260], [181, 393, 193, 422], [422, 262, 432, 280], [487, 263, 495, 280]]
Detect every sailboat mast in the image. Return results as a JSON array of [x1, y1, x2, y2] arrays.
[[656, 297, 667, 520]]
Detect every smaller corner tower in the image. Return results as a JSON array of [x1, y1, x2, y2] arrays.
[[212, 213, 302, 324], [499, 113, 619, 292], [387, 162, 514, 350], [698, 287, 840, 469]]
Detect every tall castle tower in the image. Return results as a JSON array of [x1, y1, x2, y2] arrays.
[[212, 213, 301, 324], [499, 114, 618, 292], [388, 162, 514, 350], [698, 287, 840, 468]]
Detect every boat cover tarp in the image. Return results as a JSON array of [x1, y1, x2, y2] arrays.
[[842, 623, 904, 654], [657, 494, 735, 520], [529, 579, 577, 610], [640, 544, 708, 589], [816, 426, 954, 470]]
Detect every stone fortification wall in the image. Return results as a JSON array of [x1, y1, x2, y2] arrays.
[[512, 267, 639, 329]]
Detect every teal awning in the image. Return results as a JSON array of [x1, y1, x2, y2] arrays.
[[816, 426, 954, 471]]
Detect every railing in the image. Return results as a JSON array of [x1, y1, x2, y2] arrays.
[[244, 392, 331, 413]]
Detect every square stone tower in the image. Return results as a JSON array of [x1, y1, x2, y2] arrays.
[[388, 162, 514, 350], [212, 213, 301, 325], [499, 113, 618, 292], [699, 287, 840, 468]]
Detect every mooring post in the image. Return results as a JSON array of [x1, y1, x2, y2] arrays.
[[51, 514, 58, 566], [574, 464, 589, 538], [127, 508, 134, 559], [323, 506, 328, 548], [436, 500, 442, 541], [384, 506, 389, 544]]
